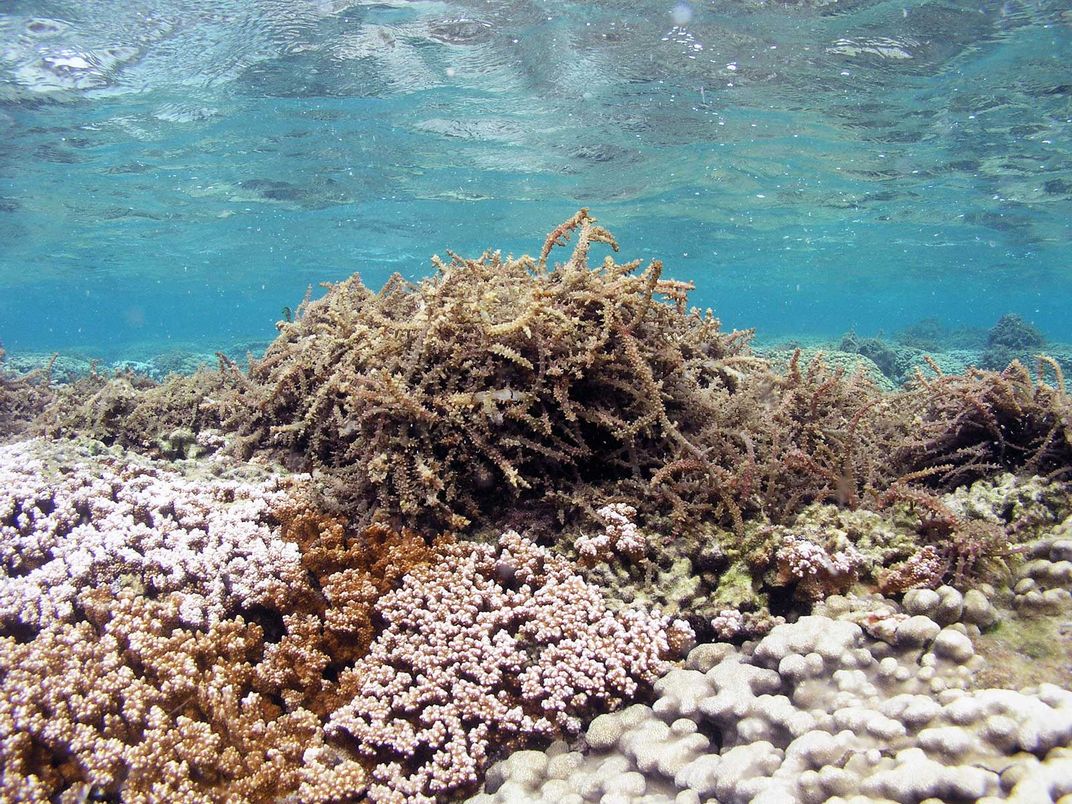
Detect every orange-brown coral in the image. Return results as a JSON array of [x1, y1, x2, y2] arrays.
[[0, 589, 330, 803], [0, 486, 436, 803], [272, 495, 437, 710]]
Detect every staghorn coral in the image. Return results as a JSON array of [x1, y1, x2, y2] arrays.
[[891, 358, 1072, 490], [324, 530, 693, 803], [10, 214, 1070, 546], [239, 209, 755, 531], [0, 345, 54, 440]]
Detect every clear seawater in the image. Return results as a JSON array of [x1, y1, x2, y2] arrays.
[[0, 0, 1069, 362]]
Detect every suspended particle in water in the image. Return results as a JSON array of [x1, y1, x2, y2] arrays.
[[671, 2, 694, 26]]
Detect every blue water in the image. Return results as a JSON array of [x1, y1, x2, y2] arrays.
[[1, 0, 1069, 361]]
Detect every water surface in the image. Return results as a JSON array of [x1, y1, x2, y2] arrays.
[[1, 0, 1069, 359]]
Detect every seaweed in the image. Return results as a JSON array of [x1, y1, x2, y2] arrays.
[[33, 357, 253, 458], [13, 213, 1072, 549], [891, 357, 1072, 489]]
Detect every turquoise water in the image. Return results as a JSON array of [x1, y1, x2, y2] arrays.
[[1, 0, 1069, 360]]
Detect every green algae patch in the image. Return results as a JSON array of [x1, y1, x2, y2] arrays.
[[973, 613, 1072, 690]]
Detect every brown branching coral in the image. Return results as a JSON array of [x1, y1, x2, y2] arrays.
[[0, 459, 436, 802], [0, 589, 332, 803], [241, 209, 754, 531], [892, 359, 1072, 489], [272, 493, 437, 710], [0, 345, 54, 440]]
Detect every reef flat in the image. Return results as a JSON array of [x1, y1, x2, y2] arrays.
[[1, 213, 1070, 802]]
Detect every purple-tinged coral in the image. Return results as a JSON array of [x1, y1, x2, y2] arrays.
[[326, 530, 692, 803], [774, 532, 863, 601], [576, 502, 647, 563], [0, 439, 302, 629], [879, 544, 947, 594]]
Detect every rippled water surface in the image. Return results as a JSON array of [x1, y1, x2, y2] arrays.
[[1, 0, 1069, 358]]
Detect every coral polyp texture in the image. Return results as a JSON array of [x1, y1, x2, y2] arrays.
[[0, 439, 298, 629], [325, 531, 692, 803], [0, 439, 691, 803], [472, 615, 1072, 804]]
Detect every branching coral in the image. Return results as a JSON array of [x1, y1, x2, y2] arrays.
[[892, 359, 1072, 489], [0, 439, 438, 802], [240, 209, 754, 531], [325, 530, 693, 803], [0, 588, 335, 803], [772, 530, 864, 602], [0, 438, 299, 630], [575, 502, 647, 563]]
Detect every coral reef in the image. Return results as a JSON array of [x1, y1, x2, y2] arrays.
[[472, 614, 1072, 803], [894, 317, 987, 353], [1012, 537, 1072, 613], [4, 212, 1072, 803], [0, 439, 436, 802], [325, 530, 692, 803], [982, 313, 1046, 371], [0, 345, 54, 440], [0, 438, 692, 803], [21, 214, 1070, 546]]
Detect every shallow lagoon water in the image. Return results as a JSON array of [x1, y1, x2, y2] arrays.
[[1, 0, 1070, 359]]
